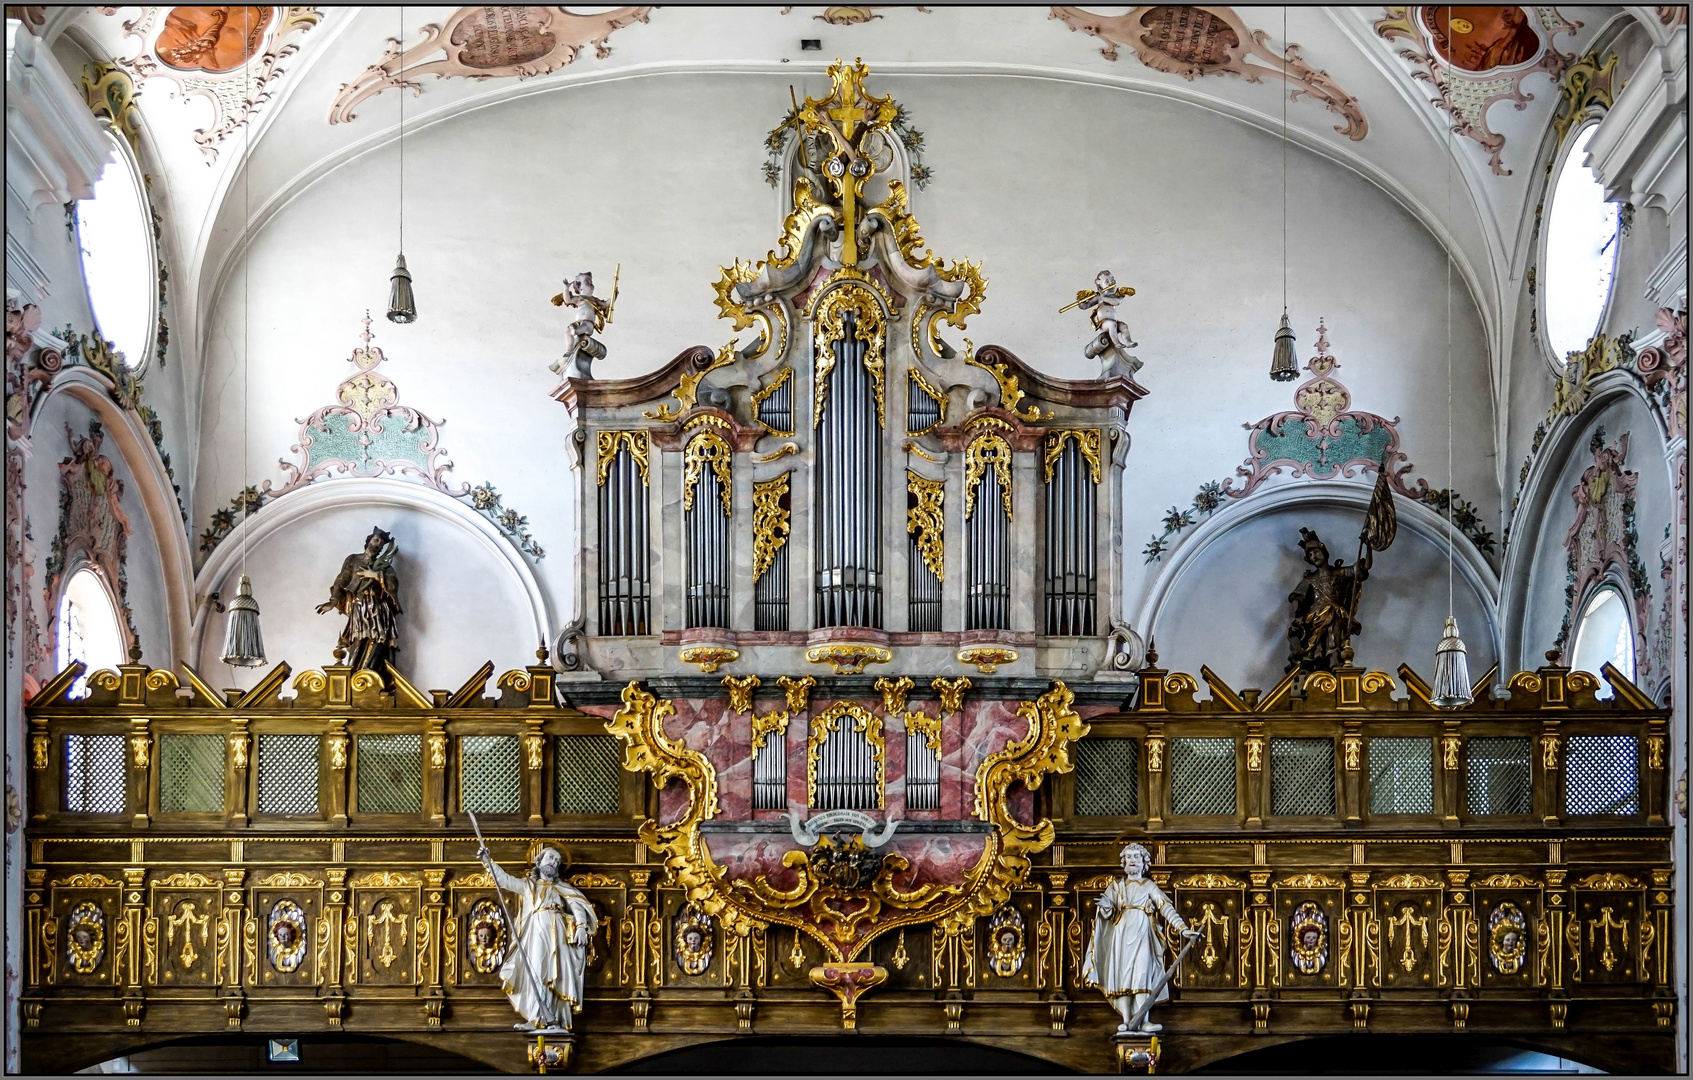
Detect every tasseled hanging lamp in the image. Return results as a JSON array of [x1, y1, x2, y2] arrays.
[[220, 574, 266, 667], [1429, 38, 1473, 710], [1270, 313, 1298, 380], [222, 8, 266, 669], [1269, 6, 1298, 382], [386, 5, 417, 324], [1430, 615, 1473, 709]]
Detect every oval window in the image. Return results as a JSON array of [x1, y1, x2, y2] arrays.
[[1542, 124, 1619, 363], [75, 132, 157, 371], [1569, 586, 1634, 697], [57, 567, 127, 696]]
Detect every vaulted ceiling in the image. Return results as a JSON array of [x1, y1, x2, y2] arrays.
[[45, 5, 1675, 410]]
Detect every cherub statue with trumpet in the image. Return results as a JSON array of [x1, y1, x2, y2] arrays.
[[549, 266, 619, 380], [1061, 270, 1140, 374]]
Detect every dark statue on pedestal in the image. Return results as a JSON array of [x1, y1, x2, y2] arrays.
[[1285, 528, 1367, 674], [1286, 468, 1399, 674], [317, 526, 402, 678]]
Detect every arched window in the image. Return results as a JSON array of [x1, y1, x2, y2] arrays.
[[1542, 124, 1619, 364], [1569, 586, 1634, 696], [57, 567, 126, 696], [75, 131, 157, 371]]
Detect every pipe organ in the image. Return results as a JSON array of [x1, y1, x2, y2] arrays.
[[18, 60, 1675, 1076]]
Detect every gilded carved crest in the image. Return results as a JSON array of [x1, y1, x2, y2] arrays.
[[674, 904, 715, 977], [465, 899, 507, 975], [65, 902, 106, 975], [1288, 901, 1328, 976], [1488, 902, 1528, 975], [986, 905, 1026, 977], [267, 899, 309, 973]]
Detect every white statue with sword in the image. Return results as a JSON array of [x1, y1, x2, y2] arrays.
[[471, 812, 598, 1032], [1082, 842, 1200, 1035]]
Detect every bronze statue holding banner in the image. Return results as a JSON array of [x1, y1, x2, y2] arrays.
[[1286, 465, 1398, 674]]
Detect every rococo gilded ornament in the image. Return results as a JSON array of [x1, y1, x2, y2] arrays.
[[65, 902, 106, 975], [1289, 901, 1328, 976], [268, 899, 308, 974], [603, 680, 1090, 967]]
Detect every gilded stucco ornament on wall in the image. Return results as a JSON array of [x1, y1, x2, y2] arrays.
[[604, 679, 1090, 982]]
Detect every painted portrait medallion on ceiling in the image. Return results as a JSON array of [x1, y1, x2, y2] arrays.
[[1420, 5, 1544, 72], [155, 7, 275, 74]]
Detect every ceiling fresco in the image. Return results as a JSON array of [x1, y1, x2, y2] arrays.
[[38, 3, 1661, 426]]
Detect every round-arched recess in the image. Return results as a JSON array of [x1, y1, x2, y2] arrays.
[[59, 1032, 499, 1075], [1569, 585, 1636, 696], [1540, 122, 1620, 367], [193, 477, 553, 685], [1193, 1033, 1608, 1074], [56, 565, 126, 696], [75, 128, 158, 372], [609, 1034, 1072, 1075], [1139, 481, 1500, 692]]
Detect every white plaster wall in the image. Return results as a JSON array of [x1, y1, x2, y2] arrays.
[[192, 72, 1498, 671], [193, 500, 538, 691], [1151, 501, 1497, 691]]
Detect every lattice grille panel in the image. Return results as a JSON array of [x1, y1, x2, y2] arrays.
[[1565, 735, 1639, 816], [1170, 737, 1237, 816], [63, 734, 125, 814], [356, 734, 422, 815], [460, 735, 521, 814], [554, 736, 621, 815], [1466, 736, 1531, 816], [1368, 737, 1433, 815], [1270, 738, 1335, 816], [1074, 738, 1139, 816], [257, 735, 320, 815], [159, 734, 224, 814]]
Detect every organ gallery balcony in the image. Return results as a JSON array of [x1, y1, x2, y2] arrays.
[[19, 649, 1675, 1074]]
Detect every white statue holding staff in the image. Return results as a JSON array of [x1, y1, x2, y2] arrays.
[[1081, 842, 1199, 1034], [472, 816, 598, 1032]]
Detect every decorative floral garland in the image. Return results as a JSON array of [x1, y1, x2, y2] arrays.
[[763, 100, 933, 189]]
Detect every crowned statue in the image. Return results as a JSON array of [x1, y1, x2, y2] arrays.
[[1082, 843, 1198, 1034], [316, 527, 402, 679], [478, 845, 598, 1032]]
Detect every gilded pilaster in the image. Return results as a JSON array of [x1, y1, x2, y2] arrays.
[[1340, 722, 1363, 824], [524, 719, 546, 827], [422, 868, 446, 1025], [227, 720, 250, 827], [1439, 721, 1462, 823], [1143, 726, 1165, 829], [424, 719, 447, 826], [323, 866, 348, 1023], [122, 867, 145, 1024], [1537, 720, 1562, 825], [127, 719, 151, 828], [218, 867, 247, 1027], [1243, 723, 1265, 826], [325, 718, 350, 827]]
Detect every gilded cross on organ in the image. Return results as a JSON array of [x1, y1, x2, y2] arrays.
[[793, 58, 898, 268]]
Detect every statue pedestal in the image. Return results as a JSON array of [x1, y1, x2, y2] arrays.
[[526, 1032, 575, 1073], [1112, 1032, 1160, 1074]]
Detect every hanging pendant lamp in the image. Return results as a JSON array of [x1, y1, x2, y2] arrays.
[[222, 7, 266, 668], [1429, 25, 1473, 710], [221, 574, 267, 667], [1269, 6, 1297, 381], [386, 5, 417, 324]]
